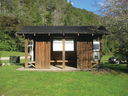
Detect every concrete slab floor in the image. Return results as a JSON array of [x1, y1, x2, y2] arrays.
[[16, 65, 97, 72]]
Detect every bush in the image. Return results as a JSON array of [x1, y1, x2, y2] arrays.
[[0, 53, 1, 64], [102, 35, 119, 55], [0, 30, 17, 51]]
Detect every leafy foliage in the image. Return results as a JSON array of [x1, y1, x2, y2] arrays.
[[102, 35, 119, 55], [0, 30, 16, 51], [0, 52, 1, 64], [0, 28, 24, 52], [0, 16, 19, 37]]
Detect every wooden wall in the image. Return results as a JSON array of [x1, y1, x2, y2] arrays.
[[34, 34, 96, 69], [35, 35, 50, 69], [77, 35, 93, 69]]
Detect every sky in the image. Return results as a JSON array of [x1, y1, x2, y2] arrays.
[[69, 0, 102, 14]]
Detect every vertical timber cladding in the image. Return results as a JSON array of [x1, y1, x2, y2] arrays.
[[35, 35, 50, 69], [77, 35, 93, 69], [25, 35, 28, 69]]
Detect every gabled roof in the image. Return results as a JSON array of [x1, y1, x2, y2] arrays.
[[16, 26, 109, 35]]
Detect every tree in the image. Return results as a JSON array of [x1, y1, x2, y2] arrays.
[[96, 0, 128, 67]]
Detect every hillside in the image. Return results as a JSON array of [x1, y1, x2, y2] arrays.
[[0, 0, 99, 52]]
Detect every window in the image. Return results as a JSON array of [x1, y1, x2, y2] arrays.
[[53, 39, 74, 51]]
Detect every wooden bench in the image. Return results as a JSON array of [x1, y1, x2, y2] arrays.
[[50, 60, 68, 63], [28, 61, 36, 67], [91, 61, 99, 68], [28, 60, 76, 68], [50, 60, 76, 63], [28, 60, 75, 63]]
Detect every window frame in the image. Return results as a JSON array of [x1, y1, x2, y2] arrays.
[[52, 39, 74, 51]]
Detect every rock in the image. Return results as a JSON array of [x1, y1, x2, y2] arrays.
[[7, 63, 10, 66], [2, 63, 5, 66]]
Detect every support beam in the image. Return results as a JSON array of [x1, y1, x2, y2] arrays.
[[62, 39, 65, 69], [100, 38, 103, 66], [25, 36, 28, 68]]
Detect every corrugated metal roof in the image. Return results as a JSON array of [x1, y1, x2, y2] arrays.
[[16, 26, 109, 35]]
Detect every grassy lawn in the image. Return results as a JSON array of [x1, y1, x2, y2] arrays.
[[0, 55, 128, 96], [103, 55, 128, 73], [0, 51, 29, 57]]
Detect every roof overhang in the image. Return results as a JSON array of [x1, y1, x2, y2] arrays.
[[16, 26, 109, 35]]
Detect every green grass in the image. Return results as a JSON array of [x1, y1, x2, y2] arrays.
[[0, 55, 128, 96], [103, 55, 128, 73], [0, 51, 29, 57], [0, 66, 128, 96], [103, 55, 113, 61], [0, 65, 128, 96]]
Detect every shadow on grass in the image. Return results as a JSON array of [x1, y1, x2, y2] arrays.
[[103, 62, 128, 73], [15, 63, 25, 67]]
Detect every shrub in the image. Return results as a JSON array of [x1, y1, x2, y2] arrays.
[[0, 53, 1, 64]]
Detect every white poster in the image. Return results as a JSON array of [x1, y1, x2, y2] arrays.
[[65, 41, 74, 51], [53, 40, 62, 51], [53, 39, 74, 51]]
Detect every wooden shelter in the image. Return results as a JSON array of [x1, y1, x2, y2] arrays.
[[16, 26, 108, 69]]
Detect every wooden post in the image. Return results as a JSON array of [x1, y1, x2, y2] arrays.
[[100, 38, 103, 66], [48, 41, 51, 68], [91, 40, 93, 68], [62, 39, 65, 69], [25, 36, 28, 69]]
